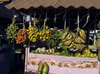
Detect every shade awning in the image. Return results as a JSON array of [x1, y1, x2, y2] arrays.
[[0, 0, 9, 4], [5, 0, 100, 9]]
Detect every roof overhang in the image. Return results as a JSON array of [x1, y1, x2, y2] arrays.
[[5, 0, 100, 10]]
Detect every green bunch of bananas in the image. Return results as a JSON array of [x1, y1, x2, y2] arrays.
[[47, 27, 64, 48]]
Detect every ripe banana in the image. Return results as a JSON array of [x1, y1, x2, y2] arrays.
[[61, 27, 69, 40], [65, 33, 72, 40], [79, 29, 86, 40], [71, 32, 76, 41], [67, 34, 73, 40], [63, 40, 72, 46], [61, 39, 66, 43], [67, 42, 74, 48]]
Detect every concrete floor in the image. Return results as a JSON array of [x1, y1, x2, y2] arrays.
[[10, 64, 24, 74]]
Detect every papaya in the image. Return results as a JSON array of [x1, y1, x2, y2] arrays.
[[42, 64, 49, 74], [38, 63, 43, 74]]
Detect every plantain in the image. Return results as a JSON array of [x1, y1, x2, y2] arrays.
[[75, 36, 85, 44], [65, 33, 71, 40], [67, 34, 73, 40], [63, 40, 72, 46], [71, 32, 76, 41], [51, 40, 55, 47], [67, 42, 74, 49], [79, 29, 86, 40], [61, 27, 69, 40]]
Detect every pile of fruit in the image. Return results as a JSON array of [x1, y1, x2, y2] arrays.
[[60, 48, 98, 58], [15, 29, 28, 44], [6, 24, 19, 43], [60, 48, 75, 57], [60, 27, 86, 51], [75, 48, 98, 58]]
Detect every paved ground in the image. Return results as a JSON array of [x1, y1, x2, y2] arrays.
[[10, 64, 24, 74]]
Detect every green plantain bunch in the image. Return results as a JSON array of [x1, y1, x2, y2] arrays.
[[47, 27, 64, 48]]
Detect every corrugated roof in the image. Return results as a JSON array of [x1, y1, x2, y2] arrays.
[[0, 0, 9, 4], [5, 0, 100, 9]]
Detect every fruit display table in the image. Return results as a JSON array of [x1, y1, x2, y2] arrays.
[[24, 47, 99, 74]]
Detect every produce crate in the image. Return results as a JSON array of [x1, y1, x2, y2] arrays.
[[25, 47, 100, 74]]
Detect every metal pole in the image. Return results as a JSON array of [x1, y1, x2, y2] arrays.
[[28, 10, 32, 57], [94, 23, 96, 44]]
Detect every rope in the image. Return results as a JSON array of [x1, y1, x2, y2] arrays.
[[54, 9, 57, 27], [77, 10, 79, 31], [23, 16, 25, 31], [82, 10, 90, 28]]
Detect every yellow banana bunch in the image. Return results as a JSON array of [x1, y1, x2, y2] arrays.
[[79, 29, 86, 40], [75, 36, 86, 43]]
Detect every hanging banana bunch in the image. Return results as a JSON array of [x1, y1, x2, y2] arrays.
[[60, 28, 86, 51], [6, 15, 19, 43], [47, 27, 64, 48], [27, 17, 39, 42]]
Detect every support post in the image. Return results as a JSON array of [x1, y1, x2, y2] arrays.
[[86, 25, 90, 45], [94, 23, 96, 44], [0, 27, 1, 47], [68, 12, 70, 29], [28, 10, 32, 57]]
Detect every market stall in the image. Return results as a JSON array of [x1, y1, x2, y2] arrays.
[[5, 0, 100, 74]]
